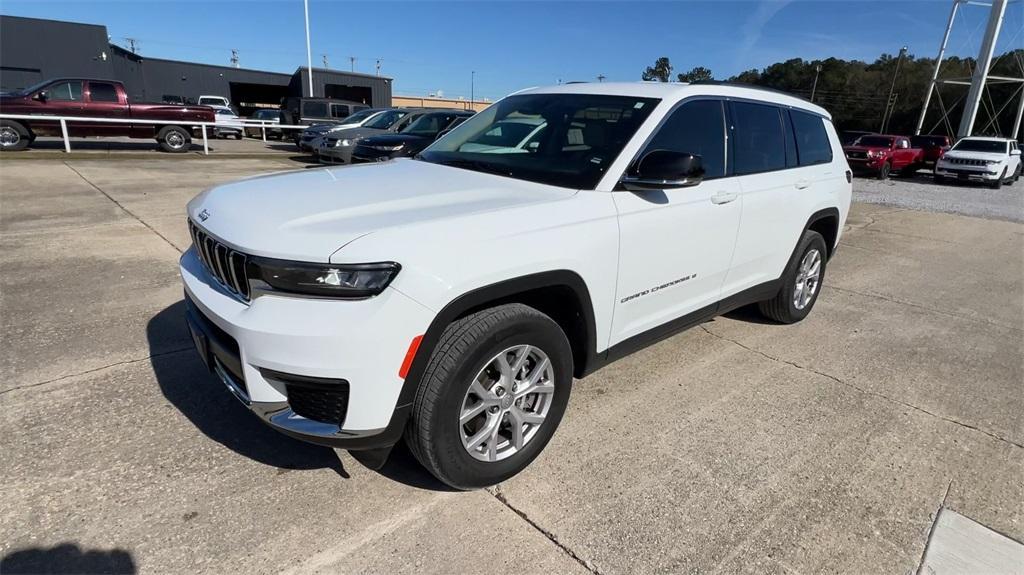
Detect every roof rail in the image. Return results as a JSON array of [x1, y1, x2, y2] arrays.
[[689, 80, 811, 103]]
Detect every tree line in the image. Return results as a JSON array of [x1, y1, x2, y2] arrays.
[[641, 52, 1023, 137]]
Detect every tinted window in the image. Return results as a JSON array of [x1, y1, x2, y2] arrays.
[[732, 102, 786, 174], [782, 109, 798, 168], [302, 101, 328, 118], [790, 110, 833, 166], [644, 99, 726, 178], [330, 104, 350, 118], [48, 81, 83, 101], [89, 82, 119, 103], [911, 135, 948, 148], [364, 110, 406, 129]]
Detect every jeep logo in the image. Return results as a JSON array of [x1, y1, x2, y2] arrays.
[[198, 209, 210, 222]]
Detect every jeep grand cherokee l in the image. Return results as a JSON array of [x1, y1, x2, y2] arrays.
[[181, 82, 852, 489]]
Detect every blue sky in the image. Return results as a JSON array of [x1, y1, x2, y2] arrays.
[[2, 0, 1021, 100]]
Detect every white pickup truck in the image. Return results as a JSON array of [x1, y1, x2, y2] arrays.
[[181, 82, 852, 489]]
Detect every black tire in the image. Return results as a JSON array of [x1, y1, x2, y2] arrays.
[[758, 230, 828, 324], [0, 120, 30, 151], [933, 174, 946, 185], [406, 303, 573, 490], [990, 168, 1006, 190], [157, 125, 191, 153], [1012, 165, 1021, 185], [877, 162, 891, 180]]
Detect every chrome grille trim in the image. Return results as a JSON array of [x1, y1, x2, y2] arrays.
[[188, 219, 251, 301]]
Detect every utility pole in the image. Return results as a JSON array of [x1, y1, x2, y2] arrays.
[[303, 0, 314, 96], [126, 38, 138, 54], [230, 49, 239, 68], [810, 64, 822, 102], [597, 74, 607, 83], [880, 46, 908, 133], [471, 71, 475, 108], [376, 59, 382, 77], [321, 54, 329, 69], [349, 56, 356, 72]]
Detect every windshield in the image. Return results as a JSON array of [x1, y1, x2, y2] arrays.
[[341, 108, 376, 124], [952, 139, 1007, 153], [13, 79, 56, 96], [418, 93, 660, 189], [854, 136, 894, 147], [364, 110, 407, 129], [911, 136, 947, 148], [401, 113, 459, 137]]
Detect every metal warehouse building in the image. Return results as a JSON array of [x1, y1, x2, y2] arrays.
[[0, 15, 393, 115]]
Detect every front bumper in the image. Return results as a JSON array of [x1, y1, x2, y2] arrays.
[[317, 144, 355, 164], [934, 164, 1002, 181], [179, 248, 435, 448]]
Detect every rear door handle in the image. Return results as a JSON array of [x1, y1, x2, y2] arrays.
[[710, 191, 737, 205], [795, 179, 811, 190]]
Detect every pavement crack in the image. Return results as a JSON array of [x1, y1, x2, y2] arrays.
[[63, 161, 184, 254], [914, 480, 953, 575], [824, 285, 1022, 333], [0, 347, 193, 396], [490, 485, 604, 575], [698, 325, 1024, 451]]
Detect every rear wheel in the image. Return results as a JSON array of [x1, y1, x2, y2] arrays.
[[0, 120, 30, 151], [758, 230, 828, 324], [157, 125, 191, 153], [406, 304, 573, 489]]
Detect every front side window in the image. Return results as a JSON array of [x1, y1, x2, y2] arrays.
[[419, 93, 660, 189], [642, 99, 726, 179], [89, 82, 119, 103], [47, 81, 83, 101], [732, 101, 786, 175], [790, 110, 833, 166]]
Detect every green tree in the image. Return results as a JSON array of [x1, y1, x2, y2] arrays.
[[642, 57, 673, 82], [677, 66, 714, 83]]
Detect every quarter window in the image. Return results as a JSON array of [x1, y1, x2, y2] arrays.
[[644, 99, 726, 179], [89, 82, 119, 103], [732, 102, 786, 174], [48, 81, 83, 101], [790, 110, 833, 166]]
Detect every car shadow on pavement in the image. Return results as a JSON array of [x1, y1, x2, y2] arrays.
[[147, 301, 349, 478], [372, 442, 458, 492], [1, 543, 135, 574], [721, 304, 779, 325]]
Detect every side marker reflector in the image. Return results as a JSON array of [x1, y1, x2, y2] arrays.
[[399, 335, 423, 379]]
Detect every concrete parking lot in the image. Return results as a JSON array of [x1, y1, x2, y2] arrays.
[[1, 157, 1021, 574]]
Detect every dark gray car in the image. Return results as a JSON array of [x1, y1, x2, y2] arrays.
[[318, 108, 452, 164]]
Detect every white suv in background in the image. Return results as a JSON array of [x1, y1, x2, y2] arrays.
[[181, 82, 852, 489], [934, 137, 1021, 189]]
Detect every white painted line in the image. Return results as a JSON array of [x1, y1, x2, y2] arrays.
[[920, 508, 1024, 574]]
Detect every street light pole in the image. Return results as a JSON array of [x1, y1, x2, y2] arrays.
[[880, 46, 908, 133], [471, 71, 475, 110], [303, 0, 314, 97], [810, 64, 822, 102]]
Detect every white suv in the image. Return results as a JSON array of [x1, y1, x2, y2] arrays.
[[181, 82, 852, 488], [934, 137, 1021, 189]]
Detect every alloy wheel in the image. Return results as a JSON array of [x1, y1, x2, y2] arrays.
[[793, 248, 822, 310], [459, 345, 555, 462], [0, 126, 21, 148]]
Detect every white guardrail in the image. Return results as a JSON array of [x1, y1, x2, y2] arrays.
[[0, 113, 310, 155]]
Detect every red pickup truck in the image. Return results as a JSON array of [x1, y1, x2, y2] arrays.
[[0, 78, 215, 152], [843, 134, 924, 179], [910, 134, 952, 169]]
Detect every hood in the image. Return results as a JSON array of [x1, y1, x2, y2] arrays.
[[360, 133, 429, 146], [941, 150, 1006, 162], [187, 159, 575, 262]]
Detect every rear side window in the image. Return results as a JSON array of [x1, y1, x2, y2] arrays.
[[89, 82, 119, 103], [732, 102, 786, 175], [790, 110, 833, 166], [644, 99, 726, 178], [330, 104, 350, 118], [303, 101, 328, 118]]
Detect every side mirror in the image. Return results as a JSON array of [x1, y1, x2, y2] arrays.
[[622, 150, 704, 190], [34, 91, 49, 103]]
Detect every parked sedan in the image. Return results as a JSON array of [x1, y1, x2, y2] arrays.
[[296, 108, 382, 152], [352, 110, 473, 162], [317, 108, 430, 164], [245, 109, 284, 139], [212, 106, 244, 139]]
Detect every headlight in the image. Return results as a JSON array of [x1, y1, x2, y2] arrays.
[[247, 257, 400, 298], [371, 144, 404, 152], [336, 139, 351, 147], [866, 150, 877, 158]]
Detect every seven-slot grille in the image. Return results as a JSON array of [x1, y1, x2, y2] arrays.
[[944, 157, 989, 166], [188, 219, 251, 300]]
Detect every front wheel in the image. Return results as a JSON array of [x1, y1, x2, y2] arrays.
[[878, 162, 891, 180], [0, 120, 30, 151], [406, 303, 573, 489], [990, 168, 1006, 190], [758, 230, 828, 324]]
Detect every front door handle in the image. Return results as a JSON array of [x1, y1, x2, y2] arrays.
[[795, 179, 811, 190], [710, 191, 737, 205]]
